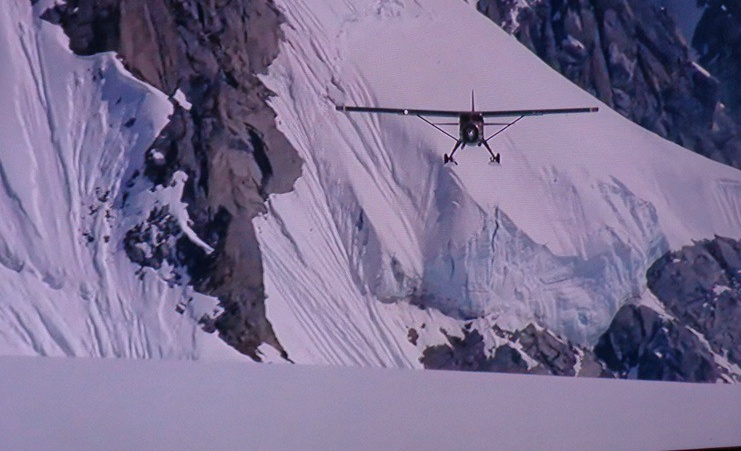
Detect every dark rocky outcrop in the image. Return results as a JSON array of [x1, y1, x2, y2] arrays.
[[646, 236, 741, 367], [420, 328, 530, 373], [693, 1, 741, 124], [476, 0, 741, 169], [42, 0, 302, 360], [594, 304, 719, 382], [514, 324, 578, 376], [40, 0, 121, 55], [513, 324, 613, 377], [123, 205, 182, 270], [595, 236, 741, 383], [420, 323, 612, 377]]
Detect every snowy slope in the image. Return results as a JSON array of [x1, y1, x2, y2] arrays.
[[256, 0, 741, 365], [0, 1, 234, 359]]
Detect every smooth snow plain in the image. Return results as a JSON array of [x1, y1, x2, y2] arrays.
[[2, 356, 740, 451]]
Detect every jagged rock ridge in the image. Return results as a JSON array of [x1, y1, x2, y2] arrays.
[[42, 0, 302, 360]]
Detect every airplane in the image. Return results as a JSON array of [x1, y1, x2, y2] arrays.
[[336, 92, 598, 164]]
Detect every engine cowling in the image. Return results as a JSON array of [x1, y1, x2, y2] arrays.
[[463, 124, 479, 142]]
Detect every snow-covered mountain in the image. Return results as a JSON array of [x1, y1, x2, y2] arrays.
[[0, 0, 233, 359], [252, 0, 741, 376], [1, 0, 740, 381]]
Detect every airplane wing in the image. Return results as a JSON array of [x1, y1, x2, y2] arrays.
[[336, 105, 598, 117], [478, 107, 599, 117], [335, 105, 462, 117]]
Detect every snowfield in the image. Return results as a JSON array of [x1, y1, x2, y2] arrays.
[[256, 0, 741, 365], [2, 356, 741, 451], [0, 1, 234, 359]]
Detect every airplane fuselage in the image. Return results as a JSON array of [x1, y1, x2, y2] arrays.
[[459, 112, 484, 145]]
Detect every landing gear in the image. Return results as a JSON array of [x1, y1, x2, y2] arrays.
[[482, 140, 500, 164], [444, 140, 501, 165], [444, 140, 463, 165]]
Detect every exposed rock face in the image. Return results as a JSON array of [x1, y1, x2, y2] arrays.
[[421, 323, 612, 377], [476, 0, 741, 169], [594, 236, 741, 383], [43, 0, 302, 360], [123, 205, 182, 271], [693, 1, 741, 123], [646, 236, 741, 367], [40, 0, 120, 55], [594, 304, 719, 382], [420, 328, 530, 373], [514, 324, 578, 376]]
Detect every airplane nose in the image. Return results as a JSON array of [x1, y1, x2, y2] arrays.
[[465, 125, 478, 141]]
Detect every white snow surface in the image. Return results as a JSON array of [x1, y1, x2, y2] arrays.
[[0, 1, 235, 359], [3, 356, 741, 451], [256, 0, 741, 365]]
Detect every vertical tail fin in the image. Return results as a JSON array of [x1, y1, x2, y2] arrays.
[[471, 90, 475, 112]]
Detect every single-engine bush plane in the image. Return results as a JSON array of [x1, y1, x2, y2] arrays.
[[336, 92, 598, 164]]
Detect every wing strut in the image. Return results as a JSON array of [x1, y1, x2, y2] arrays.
[[416, 115, 458, 142], [485, 115, 525, 143]]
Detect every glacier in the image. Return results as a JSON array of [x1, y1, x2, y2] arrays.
[[255, 0, 741, 365]]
